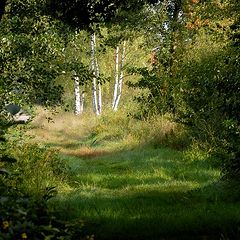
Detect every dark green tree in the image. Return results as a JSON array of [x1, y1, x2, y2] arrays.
[[174, 0, 240, 176], [0, 0, 67, 110], [127, 0, 188, 117]]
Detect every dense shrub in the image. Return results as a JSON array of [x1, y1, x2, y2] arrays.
[[0, 121, 91, 239], [174, 30, 240, 177]]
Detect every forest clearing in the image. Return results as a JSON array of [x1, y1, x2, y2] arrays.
[[1, 0, 240, 239], [26, 109, 240, 239], [19, 109, 240, 239]]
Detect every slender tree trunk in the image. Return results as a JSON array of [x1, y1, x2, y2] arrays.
[[80, 88, 85, 114], [74, 74, 81, 115], [112, 45, 119, 109], [90, 32, 100, 116], [95, 57, 102, 114], [113, 41, 126, 111]]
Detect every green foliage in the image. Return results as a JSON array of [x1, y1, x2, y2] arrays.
[[126, 0, 240, 178], [127, 67, 175, 118], [126, 1, 188, 119], [0, 121, 90, 240], [47, 0, 159, 30], [175, 28, 240, 176], [3, 141, 67, 196], [0, 0, 67, 109], [0, 181, 89, 240]]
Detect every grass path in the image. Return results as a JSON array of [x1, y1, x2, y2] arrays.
[[28, 111, 240, 239], [53, 146, 237, 240]]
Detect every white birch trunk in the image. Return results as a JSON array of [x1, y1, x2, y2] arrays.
[[112, 46, 119, 109], [80, 89, 85, 114], [74, 73, 85, 115], [97, 82, 102, 114], [113, 41, 126, 111], [95, 57, 102, 114], [74, 74, 81, 115], [90, 33, 100, 116]]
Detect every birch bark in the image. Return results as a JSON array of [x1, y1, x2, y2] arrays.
[[112, 41, 126, 111], [80, 88, 84, 114], [112, 46, 119, 109], [74, 74, 81, 115], [90, 32, 100, 116], [95, 57, 102, 114]]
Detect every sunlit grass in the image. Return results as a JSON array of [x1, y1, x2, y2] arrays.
[[48, 147, 228, 239], [27, 107, 240, 239], [28, 107, 181, 154]]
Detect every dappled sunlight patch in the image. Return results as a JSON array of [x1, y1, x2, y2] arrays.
[[28, 107, 98, 145], [61, 146, 108, 158], [182, 168, 221, 182], [118, 181, 201, 195], [63, 146, 221, 195], [52, 179, 238, 240], [70, 171, 207, 195]]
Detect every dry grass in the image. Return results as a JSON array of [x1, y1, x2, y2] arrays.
[[27, 107, 100, 156], [27, 107, 183, 158], [61, 146, 108, 159], [29, 107, 96, 141]]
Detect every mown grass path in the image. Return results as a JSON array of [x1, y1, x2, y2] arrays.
[[50, 146, 240, 240]]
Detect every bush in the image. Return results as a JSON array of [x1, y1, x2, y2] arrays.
[[175, 30, 240, 178], [0, 121, 91, 240], [0, 184, 90, 240], [3, 141, 68, 196]]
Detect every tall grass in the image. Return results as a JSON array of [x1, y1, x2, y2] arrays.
[[28, 107, 186, 153]]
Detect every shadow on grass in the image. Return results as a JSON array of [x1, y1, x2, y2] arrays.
[[63, 147, 219, 187], [48, 146, 240, 240], [53, 183, 240, 240]]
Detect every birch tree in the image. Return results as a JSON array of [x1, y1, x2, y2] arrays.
[[95, 57, 102, 114], [112, 45, 119, 109], [73, 71, 84, 115], [90, 32, 101, 116], [112, 41, 126, 111]]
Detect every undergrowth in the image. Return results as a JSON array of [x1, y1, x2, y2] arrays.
[[0, 119, 92, 239]]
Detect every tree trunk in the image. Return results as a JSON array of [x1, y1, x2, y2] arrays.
[[112, 45, 119, 109], [95, 57, 102, 114], [80, 88, 85, 114], [73, 74, 81, 115], [113, 41, 126, 111], [90, 32, 100, 116]]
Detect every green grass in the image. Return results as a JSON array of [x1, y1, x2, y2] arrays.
[[28, 109, 240, 239], [48, 146, 240, 240]]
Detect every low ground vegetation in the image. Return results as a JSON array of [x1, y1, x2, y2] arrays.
[[1, 108, 237, 239]]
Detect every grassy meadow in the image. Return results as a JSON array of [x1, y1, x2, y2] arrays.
[[26, 108, 240, 240]]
